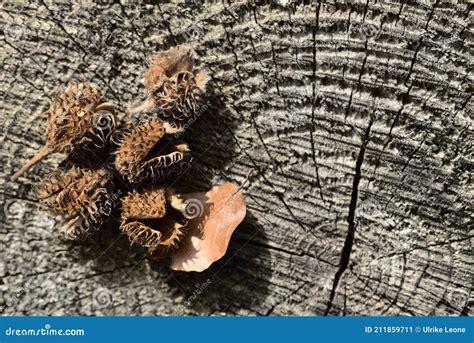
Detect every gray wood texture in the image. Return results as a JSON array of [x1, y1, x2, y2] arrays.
[[1, 0, 472, 316]]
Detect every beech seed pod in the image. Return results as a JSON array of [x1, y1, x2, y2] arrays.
[[35, 166, 115, 240], [10, 45, 247, 274], [128, 47, 209, 125], [114, 118, 189, 184], [120, 187, 187, 257], [11, 83, 115, 181]]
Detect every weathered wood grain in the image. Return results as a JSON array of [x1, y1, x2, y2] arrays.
[[0, 0, 472, 316]]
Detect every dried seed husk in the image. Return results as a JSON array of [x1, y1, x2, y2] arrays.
[[170, 182, 246, 272], [45, 83, 107, 150], [83, 109, 116, 150], [152, 70, 209, 122], [11, 83, 116, 181], [120, 188, 187, 257], [128, 47, 209, 126], [144, 46, 194, 91], [35, 166, 116, 240], [114, 118, 189, 184]]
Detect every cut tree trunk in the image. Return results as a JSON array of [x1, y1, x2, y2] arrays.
[[0, 1, 472, 316]]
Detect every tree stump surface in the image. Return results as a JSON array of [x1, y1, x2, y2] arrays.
[[1, 1, 472, 316]]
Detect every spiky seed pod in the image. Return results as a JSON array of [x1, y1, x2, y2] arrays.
[[120, 188, 187, 257], [45, 83, 108, 149], [114, 118, 189, 184], [153, 70, 209, 121], [11, 83, 115, 181], [84, 110, 116, 150], [35, 167, 116, 240], [144, 46, 194, 91], [128, 47, 209, 125]]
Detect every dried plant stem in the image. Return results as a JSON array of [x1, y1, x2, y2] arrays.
[[126, 99, 154, 115], [11, 145, 50, 182]]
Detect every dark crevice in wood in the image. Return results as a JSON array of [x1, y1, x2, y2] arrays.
[[156, 3, 177, 45], [366, 83, 413, 189], [404, 37, 423, 87], [395, 2, 404, 26], [362, 0, 369, 22], [270, 43, 281, 97], [310, 0, 324, 202], [324, 114, 374, 316], [358, 41, 369, 86]]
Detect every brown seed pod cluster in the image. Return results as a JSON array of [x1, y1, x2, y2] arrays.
[[12, 46, 246, 272]]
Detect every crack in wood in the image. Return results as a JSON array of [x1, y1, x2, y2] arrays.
[[324, 114, 374, 315], [2, 1, 472, 316], [310, 0, 325, 202]]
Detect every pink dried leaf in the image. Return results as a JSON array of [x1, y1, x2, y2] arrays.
[[170, 182, 246, 272]]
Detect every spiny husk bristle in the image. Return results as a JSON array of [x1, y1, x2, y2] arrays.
[[120, 188, 167, 220], [11, 83, 115, 182], [46, 83, 115, 152], [35, 166, 115, 239], [144, 46, 194, 91], [143, 47, 209, 122], [46, 83, 106, 152], [120, 188, 187, 255], [114, 118, 189, 183], [152, 70, 208, 121]]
